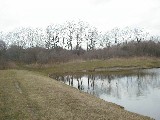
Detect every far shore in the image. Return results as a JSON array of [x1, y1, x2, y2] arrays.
[[21, 57, 160, 76]]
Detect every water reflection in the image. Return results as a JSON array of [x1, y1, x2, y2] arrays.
[[52, 69, 160, 120]]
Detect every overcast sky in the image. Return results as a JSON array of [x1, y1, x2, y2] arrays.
[[0, 0, 160, 35]]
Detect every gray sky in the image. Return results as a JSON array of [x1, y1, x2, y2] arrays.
[[0, 0, 160, 35]]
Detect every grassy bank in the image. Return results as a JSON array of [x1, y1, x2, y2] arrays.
[[22, 57, 160, 75], [0, 70, 153, 120]]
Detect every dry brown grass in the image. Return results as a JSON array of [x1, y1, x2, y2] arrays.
[[0, 70, 153, 120], [22, 57, 160, 76]]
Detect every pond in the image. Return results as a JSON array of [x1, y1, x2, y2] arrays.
[[52, 68, 160, 120]]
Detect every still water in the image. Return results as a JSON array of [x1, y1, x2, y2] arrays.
[[53, 68, 160, 120]]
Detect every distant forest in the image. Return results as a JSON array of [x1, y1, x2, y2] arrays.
[[0, 21, 160, 69]]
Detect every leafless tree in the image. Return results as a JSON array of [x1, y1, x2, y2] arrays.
[[99, 32, 111, 49], [110, 28, 120, 44], [64, 21, 76, 50], [132, 28, 149, 43], [0, 40, 7, 69], [86, 27, 98, 51]]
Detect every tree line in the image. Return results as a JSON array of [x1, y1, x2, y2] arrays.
[[0, 21, 160, 68]]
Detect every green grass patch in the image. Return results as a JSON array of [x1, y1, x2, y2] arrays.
[[21, 57, 160, 75]]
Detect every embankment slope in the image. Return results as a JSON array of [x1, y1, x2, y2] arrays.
[[0, 70, 153, 120]]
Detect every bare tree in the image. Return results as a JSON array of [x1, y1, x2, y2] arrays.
[[120, 27, 133, 44], [45, 25, 53, 49], [75, 21, 86, 50], [99, 32, 111, 49], [0, 40, 7, 69], [132, 28, 149, 43], [0, 40, 6, 51], [86, 27, 98, 51], [110, 28, 120, 44], [64, 21, 76, 50], [45, 25, 61, 49]]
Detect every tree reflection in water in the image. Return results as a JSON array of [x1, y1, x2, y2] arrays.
[[52, 69, 160, 119], [52, 69, 160, 99]]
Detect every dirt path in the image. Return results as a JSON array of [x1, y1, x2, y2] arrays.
[[0, 70, 154, 120]]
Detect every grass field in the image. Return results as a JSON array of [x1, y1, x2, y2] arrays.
[[0, 70, 153, 120], [23, 57, 160, 76]]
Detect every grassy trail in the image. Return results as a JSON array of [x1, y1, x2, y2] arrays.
[[0, 70, 153, 120]]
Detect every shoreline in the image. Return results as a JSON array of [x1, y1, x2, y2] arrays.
[[0, 70, 154, 120], [21, 57, 160, 76]]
